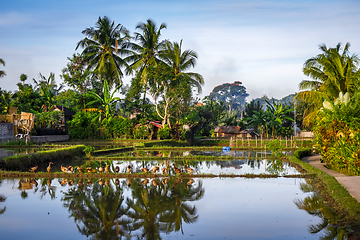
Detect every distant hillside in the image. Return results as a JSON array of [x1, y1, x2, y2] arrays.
[[250, 93, 296, 110]]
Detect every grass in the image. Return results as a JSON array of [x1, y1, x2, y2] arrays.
[[289, 148, 360, 221], [2, 145, 86, 171]]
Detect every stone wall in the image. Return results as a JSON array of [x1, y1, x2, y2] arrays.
[[0, 123, 14, 136]]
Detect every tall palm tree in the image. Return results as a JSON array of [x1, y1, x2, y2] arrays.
[[295, 42, 360, 125], [0, 58, 6, 78], [62, 181, 130, 239], [76, 16, 131, 89], [126, 19, 168, 103], [161, 40, 204, 93]]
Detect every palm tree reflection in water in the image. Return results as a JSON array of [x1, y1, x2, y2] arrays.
[[294, 181, 360, 239], [61, 177, 204, 239]]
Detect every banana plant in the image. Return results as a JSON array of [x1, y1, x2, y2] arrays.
[[87, 78, 121, 119]]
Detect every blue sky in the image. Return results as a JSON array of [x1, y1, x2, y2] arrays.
[[1, 0, 360, 101]]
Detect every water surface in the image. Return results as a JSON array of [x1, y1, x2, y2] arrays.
[[0, 177, 352, 240]]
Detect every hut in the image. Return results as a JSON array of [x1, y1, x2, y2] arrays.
[[213, 126, 241, 137]]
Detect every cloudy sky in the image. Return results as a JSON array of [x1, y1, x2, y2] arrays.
[[1, 0, 360, 101]]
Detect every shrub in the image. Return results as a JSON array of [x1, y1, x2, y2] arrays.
[[68, 111, 100, 139], [313, 95, 360, 175], [34, 111, 64, 128], [157, 124, 170, 139], [266, 138, 285, 157], [293, 148, 312, 159]]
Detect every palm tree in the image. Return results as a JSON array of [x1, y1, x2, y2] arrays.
[[295, 42, 360, 125], [62, 181, 131, 239], [33, 72, 63, 112], [126, 19, 168, 103], [76, 16, 131, 89], [160, 177, 203, 234], [0, 58, 5, 78], [19, 74, 27, 86], [161, 40, 204, 93]]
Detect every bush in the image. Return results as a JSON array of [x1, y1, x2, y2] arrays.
[[101, 116, 132, 139], [133, 124, 150, 139], [157, 124, 170, 139], [68, 111, 101, 139], [313, 96, 360, 175], [293, 148, 312, 159], [266, 138, 285, 157]]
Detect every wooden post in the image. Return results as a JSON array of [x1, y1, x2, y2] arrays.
[[256, 135, 258, 148], [285, 136, 288, 148], [302, 136, 304, 147]]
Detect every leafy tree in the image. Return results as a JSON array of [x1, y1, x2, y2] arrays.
[[61, 54, 95, 109], [296, 42, 360, 126], [13, 84, 43, 112], [0, 58, 5, 78], [76, 16, 131, 89], [0, 90, 14, 114], [209, 81, 249, 117], [145, 63, 178, 127]]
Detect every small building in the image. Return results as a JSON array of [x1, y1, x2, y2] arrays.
[[238, 129, 260, 138], [214, 126, 241, 137], [214, 126, 260, 138]]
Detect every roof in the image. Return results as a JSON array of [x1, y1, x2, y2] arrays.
[[213, 126, 241, 134], [148, 121, 162, 128], [52, 105, 75, 116]]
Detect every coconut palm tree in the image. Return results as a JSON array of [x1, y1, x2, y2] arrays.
[[295, 42, 360, 125], [161, 40, 204, 93], [0, 58, 6, 78], [126, 19, 168, 103], [62, 181, 131, 239], [76, 16, 131, 89]]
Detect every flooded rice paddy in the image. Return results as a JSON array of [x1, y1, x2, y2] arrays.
[[0, 149, 359, 239], [0, 177, 353, 240]]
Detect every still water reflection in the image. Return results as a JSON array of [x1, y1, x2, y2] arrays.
[[0, 177, 358, 239], [111, 158, 299, 176]]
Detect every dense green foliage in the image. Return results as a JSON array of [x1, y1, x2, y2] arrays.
[[210, 81, 248, 117], [296, 43, 360, 126], [313, 93, 360, 175]]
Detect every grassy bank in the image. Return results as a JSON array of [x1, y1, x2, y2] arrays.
[[289, 148, 360, 220], [1, 145, 85, 171]]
